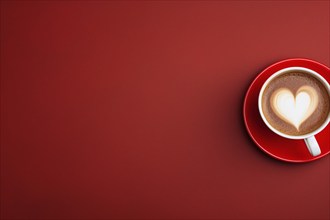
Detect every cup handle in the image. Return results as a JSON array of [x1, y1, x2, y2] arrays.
[[304, 136, 321, 156]]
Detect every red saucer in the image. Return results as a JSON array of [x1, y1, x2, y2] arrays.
[[243, 58, 330, 162]]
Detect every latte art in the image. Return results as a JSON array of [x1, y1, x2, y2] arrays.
[[261, 71, 330, 136], [270, 86, 318, 130]]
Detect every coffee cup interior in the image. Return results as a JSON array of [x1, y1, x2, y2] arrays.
[[258, 67, 330, 140]]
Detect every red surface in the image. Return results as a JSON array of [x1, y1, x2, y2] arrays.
[[244, 58, 330, 163], [1, 1, 329, 220]]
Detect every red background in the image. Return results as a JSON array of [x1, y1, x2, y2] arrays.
[[1, 1, 329, 219]]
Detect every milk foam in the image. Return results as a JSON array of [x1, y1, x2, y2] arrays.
[[270, 86, 318, 130]]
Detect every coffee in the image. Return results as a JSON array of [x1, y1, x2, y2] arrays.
[[261, 71, 330, 136]]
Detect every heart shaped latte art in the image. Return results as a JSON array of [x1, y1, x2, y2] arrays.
[[270, 86, 318, 130]]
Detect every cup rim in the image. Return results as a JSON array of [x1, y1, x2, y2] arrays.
[[258, 66, 330, 140]]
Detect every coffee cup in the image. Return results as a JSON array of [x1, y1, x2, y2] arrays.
[[258, 67, 330, 157]]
